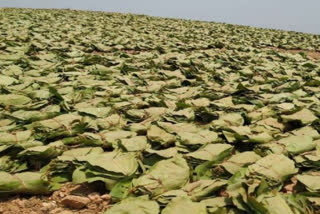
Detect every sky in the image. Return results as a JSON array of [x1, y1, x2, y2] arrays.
[[1, 0, 320, 34]]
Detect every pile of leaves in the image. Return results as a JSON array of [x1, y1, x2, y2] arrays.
[[1, 8, 320, 214]]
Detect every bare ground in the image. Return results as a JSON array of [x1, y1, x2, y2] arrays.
[[0, 184, 111, 214], [268, 47, 320, 60]]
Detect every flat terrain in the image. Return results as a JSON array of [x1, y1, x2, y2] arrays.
[[0, 8, 320, 214]]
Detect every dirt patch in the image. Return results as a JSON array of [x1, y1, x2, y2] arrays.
[[268, 47, 320, 60], [0, 184, 110, 214]]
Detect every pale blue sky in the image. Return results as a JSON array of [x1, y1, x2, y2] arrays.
[[1, 0, 319, 34]]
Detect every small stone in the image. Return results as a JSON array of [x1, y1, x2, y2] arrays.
[[25, 198, 37, 208], [102, 201, 110, 207], [88, 192, 102, 203], [60, 211, 74, 214], [101, 194, 111, 201], [49, 208, 64, 214], [88, 192, 99, 199], [87, 203, 98, 210], [61, 195, 90, 209], [42, 201, 57, 212], [59, 192, 66, 198], [16, 200, 25, 208]]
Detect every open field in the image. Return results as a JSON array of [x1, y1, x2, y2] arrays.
[[0, 8, 320, 214]]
